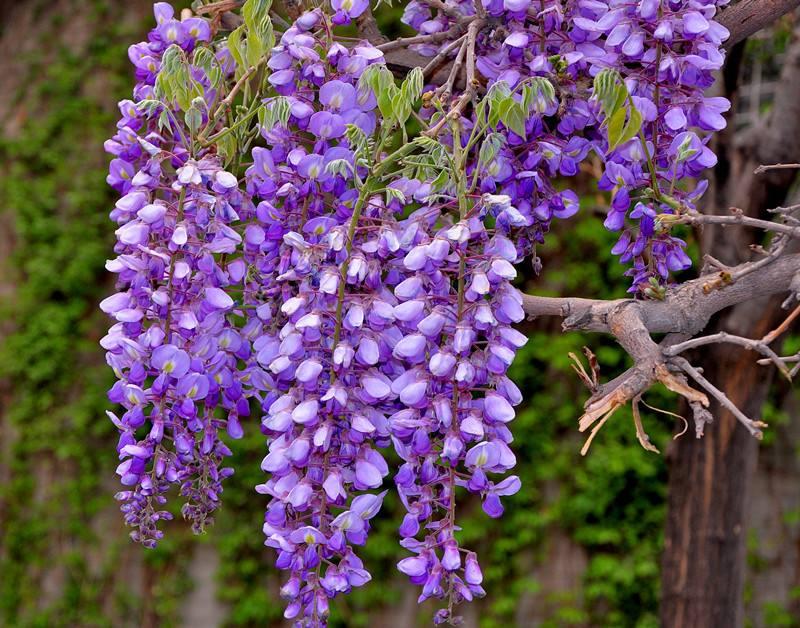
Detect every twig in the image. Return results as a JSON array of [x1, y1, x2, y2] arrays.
[[194, 0, 241, 15], [421, 34, 467, 77], [701, 253, 731, 274], [436, 38, 468, 97], [200, 62, 262, 143], [670, 211, 800, 239], [632, 396, 660, 453], [689, 400, 714, 438], [377, 25, 465, 53], [664, 331, 791, 379], [418, 0, 469, 21], [769, 203, 800, 214], [754, 163, 800, 174], [424, 18, 485, 137], [568, 348, 599, 393], [761, 302, 800, 343], [672, 357, 767, 439]]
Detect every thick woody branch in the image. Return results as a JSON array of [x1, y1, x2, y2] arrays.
[[355, 7, 388, 45], [522, 252, 800, 336], [574, 303, 711, 455], [717, 0, 800, 48], [527, 249, 800, 453], [663, 331, 791, 377]]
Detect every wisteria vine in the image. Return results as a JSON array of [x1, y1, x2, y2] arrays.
[[101, 0, 729, 624]]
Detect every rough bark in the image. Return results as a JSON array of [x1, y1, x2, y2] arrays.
[[661, 304, 779, 627]]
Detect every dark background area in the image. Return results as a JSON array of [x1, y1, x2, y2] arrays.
[[0, 1, 798, 626]]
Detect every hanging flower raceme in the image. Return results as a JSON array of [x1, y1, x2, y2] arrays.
[[243, 13, 403, 623], [402, 0, 729, 292], [570, 0, 730, 292], [102, 4, 252, 544], [385, 189, 525, 623]]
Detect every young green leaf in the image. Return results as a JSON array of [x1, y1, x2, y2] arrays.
[[226, 26, 247, 76]]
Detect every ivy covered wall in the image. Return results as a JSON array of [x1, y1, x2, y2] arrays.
[[0, 1, 796, 627]]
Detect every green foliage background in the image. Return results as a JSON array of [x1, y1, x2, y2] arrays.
[[0, 2, 795, 627]]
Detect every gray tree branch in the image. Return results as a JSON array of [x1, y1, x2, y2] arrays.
[[523, 250, 800, 452], [522, 253, 800, 336]]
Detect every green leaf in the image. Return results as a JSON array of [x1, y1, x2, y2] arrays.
[[401, 67, 423, 104], [593, 68, 629, 120], [430, 168, 450, 191], [154, 44, 204, 111], [227, 26, 247, 75], [345, 123, 370, 156], [674, 134, 699, 162], [522, 77, 556, 114], [486, 81, 513, 129], [242, 0, 274, 67], [615, 105, 642, 150], [606, 107, 627, 150], [593, 68, 642, 152], [477, 133, 506, 171], [216, 131, 237, 164], [501, 100, 527, 138], [392, 90, 410, 125], [326, 158, 353, 178], [184, 106, 202, 136], [137, 99, 162, 117], [158, 109, 172, 133], [385, 187, 407, 204], [192, 46, 222, 88], [258, 97, 291, 130], [358, 64, 407, 124], [359, 64, 393, 95], [242, 0, 273, 30], [604, 101, 642, 152], [377, 84, 399, 123]]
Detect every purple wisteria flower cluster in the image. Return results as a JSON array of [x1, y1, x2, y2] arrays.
[[404, 0, 729, 292], [102, 3, 250, 545], [101, 0, 729, 624]]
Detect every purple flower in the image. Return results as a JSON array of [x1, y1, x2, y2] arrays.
[[320, 80, 357, 111], [331, 0, 369, 21]]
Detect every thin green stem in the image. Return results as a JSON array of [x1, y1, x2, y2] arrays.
[[330, 141, 417, 380], [446, 119, 469, 624], [200, 103, 259, 148], [164, 186, 187, 343]]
